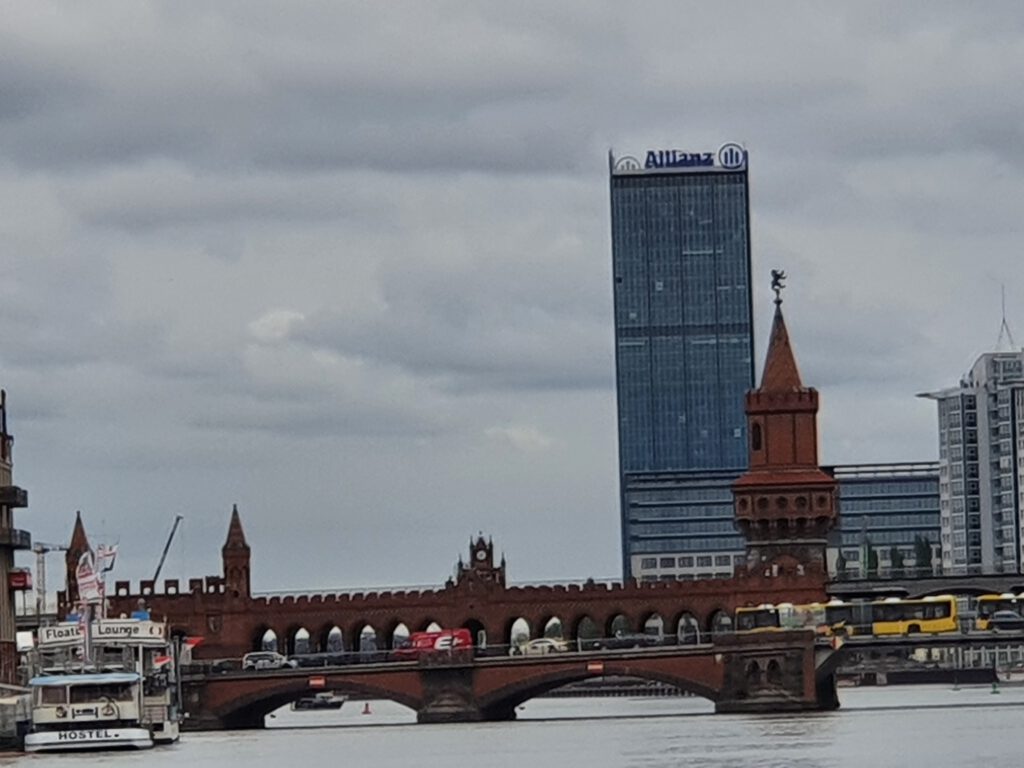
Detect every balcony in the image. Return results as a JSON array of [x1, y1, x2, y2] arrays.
[[0, 486, 27, 508], [0, 528, 31, 550]]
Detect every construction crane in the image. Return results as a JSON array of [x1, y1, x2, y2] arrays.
[[32, 541, 69, 619], [153, 515, 184, 583]]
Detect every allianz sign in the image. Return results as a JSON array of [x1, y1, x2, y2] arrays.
[[644, 150, 714, 169]]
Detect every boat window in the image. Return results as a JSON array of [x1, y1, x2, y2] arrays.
[[38, 687, 66, 705], [70, 683, 135, 703]]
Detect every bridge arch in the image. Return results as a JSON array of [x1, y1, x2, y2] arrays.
[[476, 658, 720, 719], [209, 676, 421, 729]]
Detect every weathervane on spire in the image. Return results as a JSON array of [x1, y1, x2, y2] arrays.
[[770, 269, 786, 306]]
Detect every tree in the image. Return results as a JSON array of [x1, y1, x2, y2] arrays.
[[835, 549, 848, 580], [865, 538, 878, 579], [914, 536, 934, 577], [889, 546, 905, 578]]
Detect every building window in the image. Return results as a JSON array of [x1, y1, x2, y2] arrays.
[[751, 423, 762, 451], [679, 556, 694, 567], [697, 556, 713, 568], [714, 555, 732, 566], [659, 557, 675, 568], [640, 557, 657, 570]]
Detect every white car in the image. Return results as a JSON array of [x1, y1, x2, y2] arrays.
[[511, 638, 570, 656], [242, 651, 297, 671]]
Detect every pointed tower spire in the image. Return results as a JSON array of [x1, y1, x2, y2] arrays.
[[69, 510, 90, 553], [760, 303, 804, 391], [223, 503, 248, 550], [64, 511, 92, 610], [221, 504, 251, 598]]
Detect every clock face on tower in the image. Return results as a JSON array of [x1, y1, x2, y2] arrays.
[[475, 548, 487, 562]]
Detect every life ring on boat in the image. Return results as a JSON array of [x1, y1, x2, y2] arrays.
[[100, 696, 119, 718], [55, 706, 67, 719]]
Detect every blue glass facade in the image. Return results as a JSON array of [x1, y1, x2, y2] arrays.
[[610, 148, 754, 577], [830, 463, 941, 577], [623, 470, 746, 581], [623, 464, 941, 582]]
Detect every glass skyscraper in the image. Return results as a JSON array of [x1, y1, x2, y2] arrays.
[[609, 144, 755, 578]]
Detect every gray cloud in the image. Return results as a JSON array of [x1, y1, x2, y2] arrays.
[[3, 1, 1024, 590]]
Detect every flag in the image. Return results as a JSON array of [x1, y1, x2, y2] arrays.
[[95, 544, 118, 574], [78, 603, 92, 664], [153, 655, 172, 667], [76, 551, 103, 603]]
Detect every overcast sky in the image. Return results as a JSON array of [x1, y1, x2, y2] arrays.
[[3, 2, 1023, 593]]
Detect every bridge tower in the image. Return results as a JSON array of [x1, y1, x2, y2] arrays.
[[222, 504, 251, 599], [733, 282, 837, 577]]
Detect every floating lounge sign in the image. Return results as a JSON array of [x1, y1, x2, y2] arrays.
[[39, 620, 167, 647]]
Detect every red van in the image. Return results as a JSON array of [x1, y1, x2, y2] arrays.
[[392, 629, 473, 659]]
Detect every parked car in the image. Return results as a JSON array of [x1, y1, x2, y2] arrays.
[[602, 632, 664, 650], [242, 651, 297, 671], [989, 610, 1024, 633], [289, 652, 350, 668], [510, 638, 570, 656]]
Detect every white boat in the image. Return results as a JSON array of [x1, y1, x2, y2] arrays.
[[24, 616, 181, 753]]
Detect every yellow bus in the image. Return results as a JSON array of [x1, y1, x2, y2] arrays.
[[976, 594, 1019, 631], [735, 603, 830, 634], [871, 595, 958, 636], [735, 604, 782, 632]]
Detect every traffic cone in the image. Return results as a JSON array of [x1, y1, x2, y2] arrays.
[[362, 701, 372, 715]]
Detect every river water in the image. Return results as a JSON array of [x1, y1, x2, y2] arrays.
[[11, 685, 1024, 767]]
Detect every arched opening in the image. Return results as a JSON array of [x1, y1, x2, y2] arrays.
[[508, 618, 531, 654], [746, 660, 762, 687], [462, 618, 487, 650], [751, 422, 762, 452], [609, 614, 632, 639], [575, 616, 600, 651], [322, 625, 344, 653], [424, 621, 442, 633], [260, 629, 278, 653], [290, 627, 311, 656], [709, 610, 733, 637], [543, 617, 564, 639], [766, 659, 782, 686], [643, 613, 665, 644], [251, 625, 274, 652], [358, 625, 380, 660], [391, 623, 411, 652], [676, 613, 701, 645]]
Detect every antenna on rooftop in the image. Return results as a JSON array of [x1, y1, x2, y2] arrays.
[[996, 284, 1016, 351]]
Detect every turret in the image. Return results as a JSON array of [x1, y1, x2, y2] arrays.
[[733, 273, 836, 576], [222, 504, 251, 597]]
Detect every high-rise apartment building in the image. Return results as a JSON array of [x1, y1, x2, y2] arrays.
[[609, 143, 754, 577], [921, 351, 1024, 574]]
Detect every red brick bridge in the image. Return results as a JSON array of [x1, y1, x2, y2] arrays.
[[183, 632, 837, 729]]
